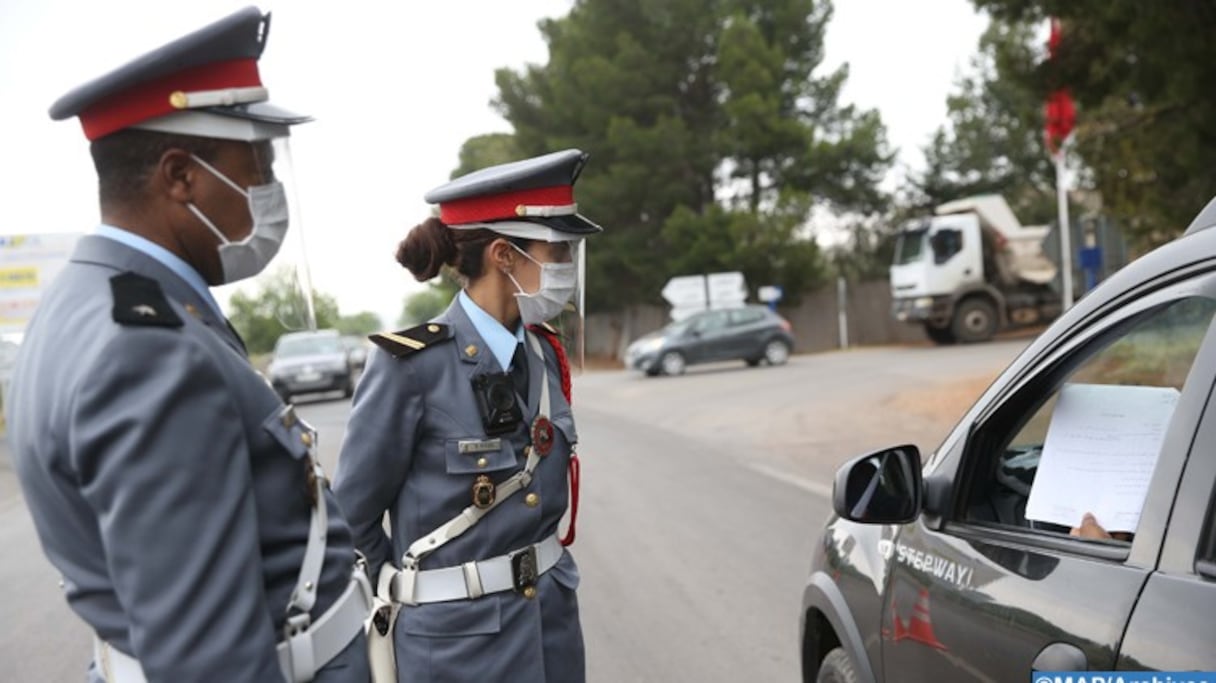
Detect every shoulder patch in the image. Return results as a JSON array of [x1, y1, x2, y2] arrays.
[[110, 272, 183, 328], [369, 323, 453, 358]]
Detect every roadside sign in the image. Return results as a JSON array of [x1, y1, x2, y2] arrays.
[[661, 275, 708, 309], [0, 233, 82, 334], [663, 271, 748, 319], [758, 285, 783, 303]]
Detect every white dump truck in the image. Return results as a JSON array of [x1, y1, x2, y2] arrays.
[[890, 195, 1062, 344]]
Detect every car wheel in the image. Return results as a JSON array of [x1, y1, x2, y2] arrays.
[[923, 323, 955, 345], [816, 647, 860, 683], [763, 339, 790, 366], [951, 297, 998, 343], [660, 351, 686, 376]]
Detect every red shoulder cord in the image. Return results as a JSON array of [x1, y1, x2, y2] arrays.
[[528, 325, 580, 546]]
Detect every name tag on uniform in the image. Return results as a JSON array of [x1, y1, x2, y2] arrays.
[[458, 438, 503, 455]]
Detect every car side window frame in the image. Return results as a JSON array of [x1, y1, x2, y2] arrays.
[[938, 277, 1216, 565]]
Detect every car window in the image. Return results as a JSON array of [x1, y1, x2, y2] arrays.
[[276, 335, 344, 357], [960, 297, 1216, 543], [728, 308, 765, 326], [692, 310, 729, 333]]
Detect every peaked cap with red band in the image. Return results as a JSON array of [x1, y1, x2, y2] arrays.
[[48, 6, 309, 142], [424, 149, 603, 236]]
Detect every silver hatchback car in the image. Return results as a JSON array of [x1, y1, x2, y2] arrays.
[[626, 304, 795, 376]]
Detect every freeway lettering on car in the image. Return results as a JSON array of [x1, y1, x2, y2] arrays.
[[878, 539, 973, 589]]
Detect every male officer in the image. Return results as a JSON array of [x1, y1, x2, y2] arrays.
[[8, 7, 371, 682]]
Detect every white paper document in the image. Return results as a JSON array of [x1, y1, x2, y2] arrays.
[[1024, 383, 1180, 532]]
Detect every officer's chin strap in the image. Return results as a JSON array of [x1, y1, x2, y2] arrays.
[[392, 330, 554, 606]]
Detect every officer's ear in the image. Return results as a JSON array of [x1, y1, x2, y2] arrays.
[[489, 238, 517, 274], [158, 148, 199, 203]]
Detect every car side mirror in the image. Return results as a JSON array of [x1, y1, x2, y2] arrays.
[[832, 445, 923, 524]]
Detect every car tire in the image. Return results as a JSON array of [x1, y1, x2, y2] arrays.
[[923, 323, 955, 345], [951, 297, 998, 343], [660, 350, 686, 376], [763, 339, 791, 366], [816, 647, 860, 683]]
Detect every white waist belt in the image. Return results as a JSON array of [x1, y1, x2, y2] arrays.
[[389, 534, 563, 605], [94, 572, 373, 683]]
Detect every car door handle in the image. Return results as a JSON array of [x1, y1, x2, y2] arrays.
[[1033, 642, 1087, 671]]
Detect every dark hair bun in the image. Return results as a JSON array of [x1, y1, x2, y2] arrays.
[[396, 217, 456, 281]]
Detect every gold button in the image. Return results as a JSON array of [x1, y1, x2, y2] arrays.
[[522, 586, 537, 599], [477, 457, 488, 469], [465, 344, 478, 357], [300, 432, 313, 447], [525, 493, 540, 508], [427, 324, 440, 333], [184, 303, 200, 318]]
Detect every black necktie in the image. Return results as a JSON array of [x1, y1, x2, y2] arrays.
[[510, 343, 529, 400]]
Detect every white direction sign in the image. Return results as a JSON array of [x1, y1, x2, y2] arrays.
[[662, 272, 748, 319], [661, 275, 707, 309]]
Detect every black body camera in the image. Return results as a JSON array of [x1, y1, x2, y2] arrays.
[[472, 372, 523, 436]]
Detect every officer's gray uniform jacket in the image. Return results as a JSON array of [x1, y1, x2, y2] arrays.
[[9, 235, 369, 682], [333, 297, 584, 682]]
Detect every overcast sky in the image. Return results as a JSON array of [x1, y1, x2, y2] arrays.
[[0, 1, 988, 329]]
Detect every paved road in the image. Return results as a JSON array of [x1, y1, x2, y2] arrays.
[[0, 339, 1029, 681]]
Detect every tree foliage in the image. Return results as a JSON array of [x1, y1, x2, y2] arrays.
[[490, 0, 892, 309], [228, 266, 339, 355], [335, 312, 383, 337], [398, 271, 460, 327], [909, 20, 1058, 225], [969, 0, 1216, 248]]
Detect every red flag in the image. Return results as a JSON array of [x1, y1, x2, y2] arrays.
[[1044, 18, 1076, 155]]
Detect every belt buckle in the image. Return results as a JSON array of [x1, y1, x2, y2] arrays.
[[510, 545, 539, 595]]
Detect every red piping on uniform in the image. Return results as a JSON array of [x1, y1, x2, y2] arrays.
[[80, 58, 262, 140], [440, 185, 574, 225], [529, 324, 580, 546]]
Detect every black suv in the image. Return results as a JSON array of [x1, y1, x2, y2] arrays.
[[624, 304, 794, 376], [803, 198, 1216, 680]]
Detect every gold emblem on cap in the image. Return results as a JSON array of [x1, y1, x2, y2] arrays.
[[465, 344, 479, 357], [427, 324, 440, 333], [169, 91, 188, 109], [515, 205, 527, 216]]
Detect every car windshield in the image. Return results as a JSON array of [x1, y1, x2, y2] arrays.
[[277, 336, 342, 357], [893, 227, 928, 265]]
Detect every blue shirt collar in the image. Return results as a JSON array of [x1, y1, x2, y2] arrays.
[[458, 290, 524, 372], [94, 224, 225, 320]]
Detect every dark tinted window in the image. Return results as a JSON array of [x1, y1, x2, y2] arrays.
[[931, 228, 963, 264]]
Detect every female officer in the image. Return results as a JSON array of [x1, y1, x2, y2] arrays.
[[333, 150, 600, 682]]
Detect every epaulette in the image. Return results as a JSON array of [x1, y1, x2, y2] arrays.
[[369, 323, 453, 358], [110, 272, 182, 328]]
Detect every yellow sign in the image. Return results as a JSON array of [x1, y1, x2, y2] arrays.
[[0, 267, 37, 289]]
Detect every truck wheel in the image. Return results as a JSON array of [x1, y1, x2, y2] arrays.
[[951, 297, 998, 343], [816, 647, 860, 683], [923, 324, 955, 345]]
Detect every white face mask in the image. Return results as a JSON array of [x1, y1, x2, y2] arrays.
[[186, 153, 289, 284], [506, 243, 577, 325]]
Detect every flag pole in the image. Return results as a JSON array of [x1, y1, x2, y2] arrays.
[[1055, 145, 1073, 309]]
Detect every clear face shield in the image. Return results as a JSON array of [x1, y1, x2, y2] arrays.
[[214, 136, 317, 334], [537, 236, 587, 374]]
